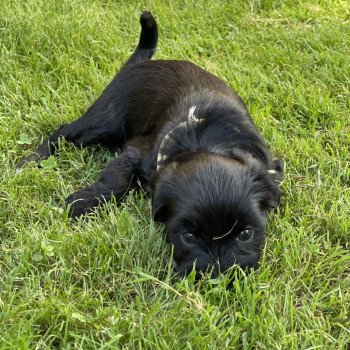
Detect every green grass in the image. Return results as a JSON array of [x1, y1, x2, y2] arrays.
[[0, 0, 349, 348]]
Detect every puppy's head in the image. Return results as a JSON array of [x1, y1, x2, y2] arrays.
[[152, 153, 281, 278]]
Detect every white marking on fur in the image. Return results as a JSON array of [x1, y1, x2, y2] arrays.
[[170, 161, 178, 169], [157, 130, 174, 171], [156, 152, 162, 169], [163, 134, 171, 142], [213, 221, 238, 241], [156, 106, 204, 171], [188, 105, 196, 118], [188, 105, 201, 122], [156, 153, 167, 171], [268, 169, 276, 174]]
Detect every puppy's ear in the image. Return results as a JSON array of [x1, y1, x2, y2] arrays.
[[269, 159, 283, 210], [251, 164, 282, 211], [267, 158, 284, 182], [151, 170, 174, 223], [153, 200, 170, 223], [273, 158, 284, 174], [265, 170, 282, 210], [262, 186, 281, 210]]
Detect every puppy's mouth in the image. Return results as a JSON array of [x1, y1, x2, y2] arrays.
[[168, 253, 259, 278], [171, 258, 178, 270], [163, 253, 182, 271], [170, 256, 221, 279]]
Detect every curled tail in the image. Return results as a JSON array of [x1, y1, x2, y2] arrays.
[[124, 11, 158, 66]]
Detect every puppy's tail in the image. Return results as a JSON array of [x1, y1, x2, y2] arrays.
[[124, 11, 158, 67]]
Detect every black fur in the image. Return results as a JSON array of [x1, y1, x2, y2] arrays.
[[19, 12, 282, 277]]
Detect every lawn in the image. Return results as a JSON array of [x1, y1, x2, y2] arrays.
[[0, 0, 349, 349]]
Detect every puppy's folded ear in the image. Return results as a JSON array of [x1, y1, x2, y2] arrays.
[[153, 200, 169, 223], [267, 158, 283, 181], [273, 158, 284, 174], [265, 167, 282, 210], [262, 187, 281, 210], [270, 159, 283, 210], [251, 163, 283, 211], [151, 170, 174, 223], [272, 158, 284, 181]]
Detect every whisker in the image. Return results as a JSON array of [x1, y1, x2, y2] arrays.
[[212, 220, 238, 241]]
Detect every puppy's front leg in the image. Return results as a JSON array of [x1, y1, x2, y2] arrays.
[[66, 145, 143, 218]]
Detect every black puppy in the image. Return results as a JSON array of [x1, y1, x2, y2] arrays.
[[19, 12, 282, 277]]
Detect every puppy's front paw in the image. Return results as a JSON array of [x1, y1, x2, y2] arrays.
[[65, 191, 97, 218]]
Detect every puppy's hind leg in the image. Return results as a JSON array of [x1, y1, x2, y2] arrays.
[[17, 91, 126, 168], [17, 11, 158, 168]]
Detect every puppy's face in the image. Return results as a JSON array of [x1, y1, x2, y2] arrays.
[[152, 154, 281, 277]]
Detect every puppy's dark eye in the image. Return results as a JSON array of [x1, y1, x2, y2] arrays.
[[238, 229, 252, 241], [182, 232, 196, 245]]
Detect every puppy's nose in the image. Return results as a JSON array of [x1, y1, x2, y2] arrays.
[[192, 268, 219, 280], [199, 263, 220, 279], [209, 268, 219, 279]]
